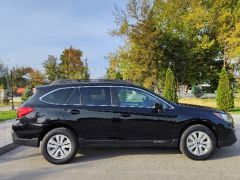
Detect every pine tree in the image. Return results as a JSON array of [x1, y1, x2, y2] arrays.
[[163, 67, 178, 103], [216, 67, 234, 111], [42, 55, 59, 82]]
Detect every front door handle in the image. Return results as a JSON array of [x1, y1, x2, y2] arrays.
[[67, 109, 80, 115]]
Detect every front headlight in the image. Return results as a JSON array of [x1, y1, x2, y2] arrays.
[[214, 112, 234, 124]]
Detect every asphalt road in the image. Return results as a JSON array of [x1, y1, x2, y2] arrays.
[[0, 125, 240, 180]]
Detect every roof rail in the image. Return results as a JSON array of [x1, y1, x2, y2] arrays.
[[50, 79, 133, 86]]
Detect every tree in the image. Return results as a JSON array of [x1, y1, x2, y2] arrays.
[[108, 0, 223, 91], [10, 67, 44, 87], [13, 66, 33, 87], [29, 69, 44, 87], [163, 67, 178, 103], [211, 0, 240, 65], [21, 86, 33, 103], [0, 61, 9, 89], [115, 72, 123, 80], [42, 55, 59, 82], [216, 67, 234, 111], [83, 59, 90, 80], [109, 0, 164, 90], [59, 46, 89, 79]]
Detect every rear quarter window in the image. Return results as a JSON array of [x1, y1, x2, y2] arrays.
[[41, 88, 75, 104]]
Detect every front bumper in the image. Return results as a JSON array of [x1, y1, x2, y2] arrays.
[[12, 131, 38, 147], [218, 128, 237, 147]]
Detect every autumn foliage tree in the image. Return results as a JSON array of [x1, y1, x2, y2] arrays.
[[59, 46, 89, 80], [107, 0, 240, 92], [29, 69, 44, 87], [13, 67, 33, 87]]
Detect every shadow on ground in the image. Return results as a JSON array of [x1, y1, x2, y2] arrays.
[[1, 141, 240, 165], [72, 143, 240, 163], [72, 147, 181, 164], [0, 152, 42, 163]]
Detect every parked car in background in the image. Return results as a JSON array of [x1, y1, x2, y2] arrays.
[[12, 80, 237, 164]]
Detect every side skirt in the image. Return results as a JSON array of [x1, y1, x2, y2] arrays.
[[78, 139, 179, 148]]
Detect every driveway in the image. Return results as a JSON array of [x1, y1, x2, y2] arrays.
[[0, 125, 239, 180]]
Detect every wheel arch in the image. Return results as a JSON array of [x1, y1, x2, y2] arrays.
[[179, 120, 218, 147], [38, 123, 78, 147]]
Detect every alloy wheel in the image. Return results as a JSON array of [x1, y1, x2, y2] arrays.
[[47, 134, 72, 160], [186, 131, 212, 156]]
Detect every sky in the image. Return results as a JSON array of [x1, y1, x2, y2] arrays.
[[0, 0, 128, 78]]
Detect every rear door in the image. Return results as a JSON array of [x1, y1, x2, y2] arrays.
[[63, 86, 119, 143]]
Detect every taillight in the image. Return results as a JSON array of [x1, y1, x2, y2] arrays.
[[17, 107, 34, 119]]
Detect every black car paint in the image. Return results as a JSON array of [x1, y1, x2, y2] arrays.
[[12, 83, 237, 148]]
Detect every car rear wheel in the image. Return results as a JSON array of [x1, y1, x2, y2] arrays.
[[180, 124, 216, 160], [41, 128, 78, 164]]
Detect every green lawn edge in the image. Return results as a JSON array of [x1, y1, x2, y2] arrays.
[[0, 110, 17, 122]]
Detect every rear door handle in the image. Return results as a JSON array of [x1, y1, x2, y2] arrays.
[[67, 109, 80, 115]]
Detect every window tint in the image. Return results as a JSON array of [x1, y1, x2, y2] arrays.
[[80, 87, 110, 106], [41, 88, 74, 104], [113, 87, 163, 108], [66, 88, 80, 105]]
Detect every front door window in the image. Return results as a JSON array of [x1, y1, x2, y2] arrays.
[[112, 87, 165, 108]]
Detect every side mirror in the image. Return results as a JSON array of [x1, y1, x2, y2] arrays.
[[154, 102, 163, 113]]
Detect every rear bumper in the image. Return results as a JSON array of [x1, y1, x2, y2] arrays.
[[218, 128, 237, 147], [12, 131, 38, 147]]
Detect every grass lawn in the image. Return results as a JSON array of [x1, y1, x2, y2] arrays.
[[0, 110, 17, 122], [179, 98, 240, 115]]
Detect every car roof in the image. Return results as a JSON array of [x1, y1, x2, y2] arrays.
[[50, 79, 133, 86], [37, 79, 134, 89]]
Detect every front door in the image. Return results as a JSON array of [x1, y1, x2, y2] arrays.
[[111, 86, 178, 145]]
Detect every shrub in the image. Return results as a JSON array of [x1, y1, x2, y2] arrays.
[[216, 67, 234, 111], [163, 67, 178, 103], [115, 72, 123, 80], [21, 86, 33, 103], [191, 86, 204, 98]]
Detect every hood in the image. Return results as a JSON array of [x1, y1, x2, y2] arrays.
[[176, 103, 224, 114]]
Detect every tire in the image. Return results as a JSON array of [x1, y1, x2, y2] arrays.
[[41, 127, 78, 164], [180, 124, 216, 160]]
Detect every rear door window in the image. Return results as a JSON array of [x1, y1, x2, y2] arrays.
[[66, 88, 80, 105], [80, 87, 110, 106], [41, 88, 75, 104]]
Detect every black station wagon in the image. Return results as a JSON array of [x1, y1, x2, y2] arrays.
[[12, 79, 237, 164]]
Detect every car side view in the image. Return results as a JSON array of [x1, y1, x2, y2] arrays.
[[12, 79, 237, 164]]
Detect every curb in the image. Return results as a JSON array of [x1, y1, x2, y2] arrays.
[[0, 143, 19, 155], [0, 119, 18, 155]]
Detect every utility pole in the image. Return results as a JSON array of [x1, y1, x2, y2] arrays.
[[10, 70, 14, 110]]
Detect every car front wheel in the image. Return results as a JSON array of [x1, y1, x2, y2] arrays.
[[41, 127, 78, 164], [180, 124, 216, 160]]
